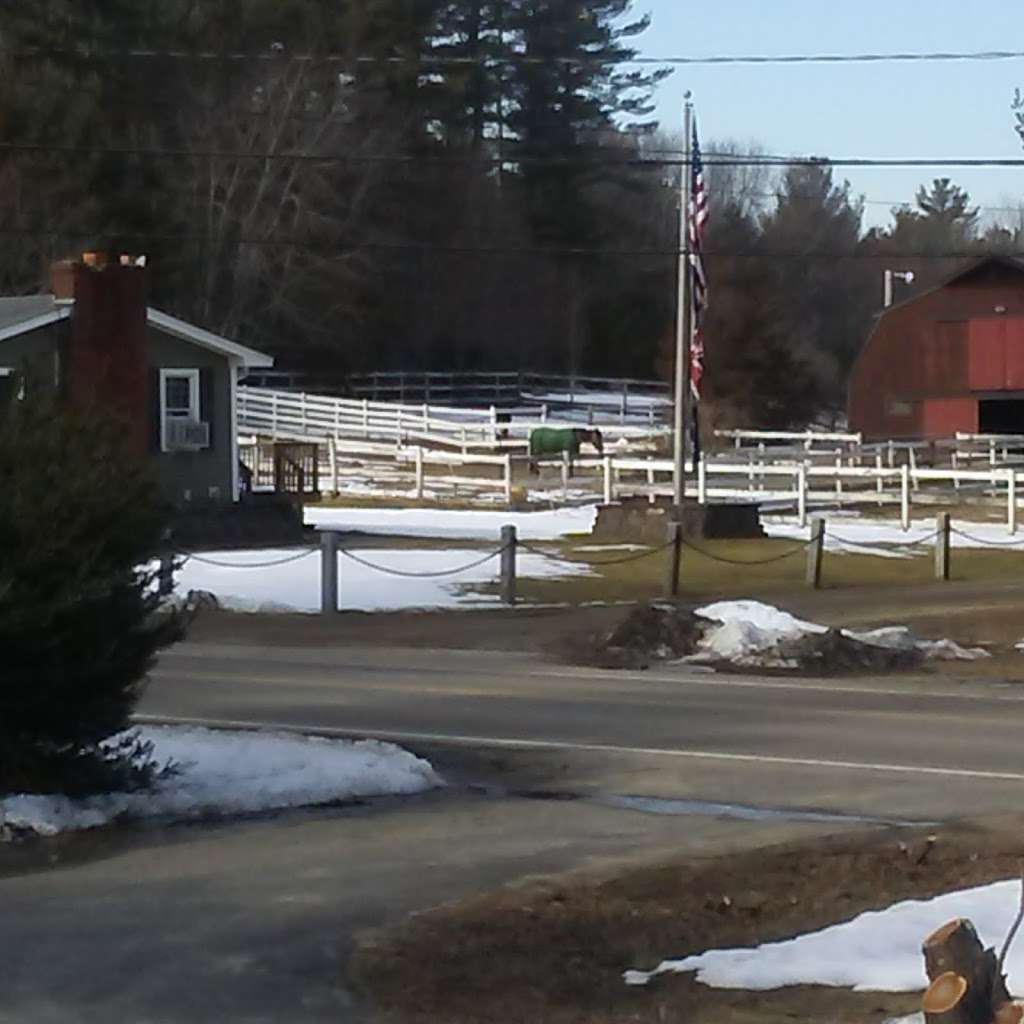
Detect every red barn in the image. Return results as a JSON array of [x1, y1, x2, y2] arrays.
[[848, 256, 1024, 440]]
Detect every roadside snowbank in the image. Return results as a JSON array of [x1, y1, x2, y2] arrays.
[[692, 600, 988, 667], [625, 878, 1024, 993], [1, 726, 440, 838], [175, 546, 593, 613]]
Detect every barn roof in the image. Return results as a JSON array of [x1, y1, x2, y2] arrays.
[[881, 255, 1024, 317]]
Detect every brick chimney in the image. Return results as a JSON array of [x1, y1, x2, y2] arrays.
[[62, 255, 149, 451]]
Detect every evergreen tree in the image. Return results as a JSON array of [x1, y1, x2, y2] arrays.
[[0, 397, 180, 796]]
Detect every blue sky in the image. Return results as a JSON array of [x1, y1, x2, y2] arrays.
[[633, 0, 1024, 229]]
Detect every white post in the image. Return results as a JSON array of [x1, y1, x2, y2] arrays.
[[362, 398, 369, 438], [758, 442, 766, 491], [490, 405, 498, 444], [300, 391, 307, 436], [697, 455, 707, 505], [541, 404, 548, 422], [1009, 469, 1017, 535], [952, 450, 961, 491], [396, 406, 403, 443], [797, 463, 807, 527], [603, 456, 613, 505], [271, 391, 278, 438], [875, 453, 884, 507], [900, 464, 910, 531], [414, 446, 424, 500], [328, 436, 338, 496], [834, 454, 842, 498], [503, 453, 513, 506], [887, 439, 895, 468], [908, 445, 918, 490], [561, 449, 570, 501]]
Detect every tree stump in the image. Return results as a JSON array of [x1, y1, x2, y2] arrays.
[[923, 972, 969, 1023], [922, 918, 1014, 1023]]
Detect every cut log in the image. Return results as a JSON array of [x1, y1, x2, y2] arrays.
[[923, 972, 969, 1023], [922, 918, 1015, 1023], [924, 920, 986, 981], [994, 1003, 1024, 1024]]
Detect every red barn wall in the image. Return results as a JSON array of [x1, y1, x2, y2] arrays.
[[848, 262, 1024, 439]]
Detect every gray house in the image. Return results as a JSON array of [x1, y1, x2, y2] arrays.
[[0, 257, 273, 506]]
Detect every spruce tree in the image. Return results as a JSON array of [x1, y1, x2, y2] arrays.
[[0, 396, 181, 797]]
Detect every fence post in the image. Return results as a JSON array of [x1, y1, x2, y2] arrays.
[[697, 455, 707, 505], [158, 552, 175, 599], [900, 464, 910, 531], [665, 521, 683, 598], [834, 454, 842, 498], [875, 453, 884, 506], [490, 405, 498, 443], [414, 446, 425, 500], [362, 398, 369, 438], [328, 436, 339, 496], [271, 391, 278, 438], [908, 445, 918, 491], [887, 439, 895, 468], [500, 525, 517, 605], [1009, 469, 1018, 535], [935, 512, 951, 581], [603, 455, 613, 504], [797, 463, 807, 527], [503, 453, 513, 506], [805, 516, 825, 589], [561, 450, 570, 501], [320, 530, 339, 615], [300, 391, 307, 436]]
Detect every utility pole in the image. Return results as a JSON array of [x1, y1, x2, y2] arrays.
[[672, 95, 693, 505]]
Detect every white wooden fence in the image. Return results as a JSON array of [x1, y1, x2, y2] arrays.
[[237, 386, 668, 450]]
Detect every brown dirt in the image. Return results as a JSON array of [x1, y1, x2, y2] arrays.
[[186, 578, 1024, 681], [350, 819, 1024, 1024]]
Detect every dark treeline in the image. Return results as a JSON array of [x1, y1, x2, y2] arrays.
[[1, 3, 1022, 427]]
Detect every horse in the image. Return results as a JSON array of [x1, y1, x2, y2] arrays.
[[528, 427, 603, 476]]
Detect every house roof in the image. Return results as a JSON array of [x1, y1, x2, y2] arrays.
[[0, 294, 273, 367]]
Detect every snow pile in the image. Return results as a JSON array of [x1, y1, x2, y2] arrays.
[[589, 600, 989, 672], [624, 878, 1024, 994], [175, 546, 593, 614], [1, 726, 440, 838], [305, 504, 598, 540], [691, 600, 988, 668]]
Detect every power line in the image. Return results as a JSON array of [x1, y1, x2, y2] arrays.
[[4, 140, 1024, 169], [8, 45, 1024, 67], [0, 226, 1011, 260]]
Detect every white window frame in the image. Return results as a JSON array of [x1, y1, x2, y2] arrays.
[[160, 368, 201, 452]]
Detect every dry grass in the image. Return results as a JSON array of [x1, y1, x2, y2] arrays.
[[351, 820, 1024, 1024]]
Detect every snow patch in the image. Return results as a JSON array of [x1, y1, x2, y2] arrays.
[[625, 878, 1024, 994], [175, 546, 593, 613], [304, 504, 598, 540], [688, 599, 989, 667], [1, 726, 440, 838]]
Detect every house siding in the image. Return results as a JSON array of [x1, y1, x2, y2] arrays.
[[147, 327, 234, 505], [0, 322, 63, 397]]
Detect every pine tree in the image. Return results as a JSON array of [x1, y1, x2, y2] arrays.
[[0, 397, 181, 797]]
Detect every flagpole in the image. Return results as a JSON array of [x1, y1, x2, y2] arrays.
[[672, 95, 693, 505]]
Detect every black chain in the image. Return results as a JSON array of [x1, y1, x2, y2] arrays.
[[339, 545, 506, 578]]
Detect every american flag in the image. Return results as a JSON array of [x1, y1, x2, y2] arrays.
[[688, 122, 709, 402]]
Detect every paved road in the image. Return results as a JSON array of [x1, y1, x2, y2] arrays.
[[7, 642, 1024, 1023], [144, 641, 1024, 821]]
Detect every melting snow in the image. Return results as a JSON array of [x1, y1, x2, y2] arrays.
[[625, 878, 1024, 994], [1, 726, 440, 838]]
